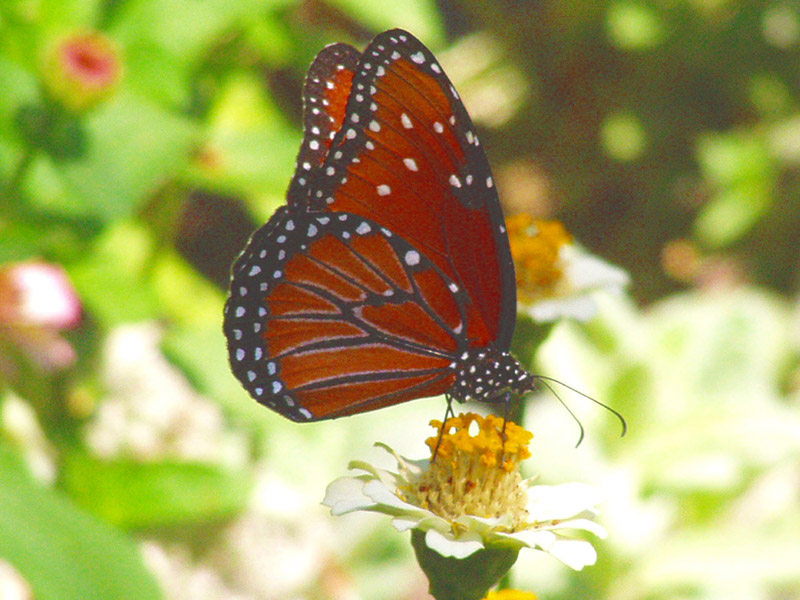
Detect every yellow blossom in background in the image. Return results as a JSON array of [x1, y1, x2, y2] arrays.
[[484, 590, 537, 600], [507, 214, 573, 304], [507, 214, 628, 322]]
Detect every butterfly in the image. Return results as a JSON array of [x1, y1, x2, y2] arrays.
[[223, 29, 537, 422]]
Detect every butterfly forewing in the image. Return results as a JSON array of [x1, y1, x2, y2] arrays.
[[287, 43, 360, 210], [310, 29, 517, 350]]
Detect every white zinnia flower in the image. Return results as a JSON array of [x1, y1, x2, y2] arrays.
[[323, 413, 605, 571], [506, 215, 628, 322]]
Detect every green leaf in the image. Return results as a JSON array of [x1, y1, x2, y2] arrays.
[[696, 132, 773, 186], [61, 450, 253, 529], [695, 131, 776, 247], [694, 180, 772, 248], [0, 441, 162, 600], [68, 221, 162, 324], [26, 93, 197, 221], [109, 0, 292, 105], [190, 72, 300, 201], [606, 1, 666, 50], [328, 0, 443, 44]]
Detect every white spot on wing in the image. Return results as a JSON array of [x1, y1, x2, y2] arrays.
[[411, 51, 425, 64], [377, 184, 391, 196], [356, 222, 371, 235], [401, 113, 413, 129], [404, 250, 420, 266], [403, 158, 418, 171]]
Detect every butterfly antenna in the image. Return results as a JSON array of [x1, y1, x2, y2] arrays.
[[536, 375, 628, 438], [537, 378, 586, 447], [432, 396, 456, 463]]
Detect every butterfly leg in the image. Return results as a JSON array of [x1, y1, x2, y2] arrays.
[[431, 395, 456, 463], [500, 390, 512, 468]]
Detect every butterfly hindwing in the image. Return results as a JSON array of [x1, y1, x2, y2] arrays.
[[225, 208, 478, 420]]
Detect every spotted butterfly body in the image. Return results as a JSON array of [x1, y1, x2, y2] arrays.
[[224, 29, 535, 422]]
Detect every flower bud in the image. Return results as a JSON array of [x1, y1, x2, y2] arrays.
[[41, 32, 122, 112]]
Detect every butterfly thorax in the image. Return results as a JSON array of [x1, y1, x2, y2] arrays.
[[450, 348, 535, 404]]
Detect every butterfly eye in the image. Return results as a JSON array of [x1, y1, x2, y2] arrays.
[[224, 29, 532, 422]]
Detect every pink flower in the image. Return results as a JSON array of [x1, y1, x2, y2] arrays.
[[0, 261, 82, 372]]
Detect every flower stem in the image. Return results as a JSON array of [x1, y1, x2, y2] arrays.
[[411, 530, 519, 600]]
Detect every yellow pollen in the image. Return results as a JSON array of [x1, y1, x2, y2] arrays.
[[403, 413, 532, 530], [425, 413, 532, 471], [506, 214, 572, 303]]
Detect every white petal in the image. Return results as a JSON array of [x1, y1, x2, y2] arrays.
[[362, 479, 420, 512], [526, 483, 604, 521], [521, 244, 629, 323], [508, 526, 602, 570], [425, 528, 484, 559], [391, 517, 424, 532], [511, 528, 556, 551], [547, 517, 608, 539], [323, 477, 376, 515], [524, 295, 598, 322], [545, 539, 598, 570], [563, 246, 629, 292]]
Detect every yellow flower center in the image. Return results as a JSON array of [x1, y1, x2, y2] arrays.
[[484, 590, 538, 600], [403, 413, 533, 531], [506, 214, 572, 303]]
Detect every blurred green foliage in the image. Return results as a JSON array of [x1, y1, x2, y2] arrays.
[[1, 0, 799, 599]]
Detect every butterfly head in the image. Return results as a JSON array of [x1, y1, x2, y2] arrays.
[[451, 348, 535, 404]]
